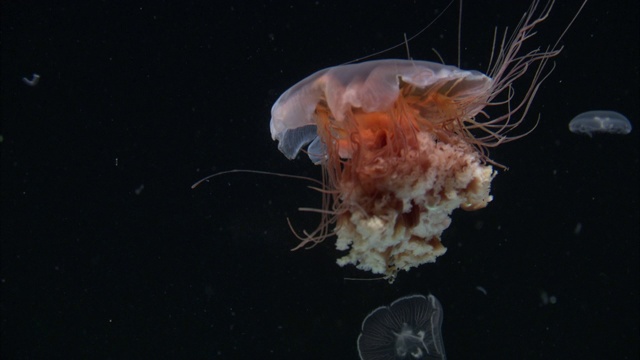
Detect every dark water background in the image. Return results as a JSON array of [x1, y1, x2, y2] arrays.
[[2, 1, 638, 358]]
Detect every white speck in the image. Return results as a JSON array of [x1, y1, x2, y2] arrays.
[[540, 290, 557, 305], [475, 286, 487, 295], [540, 290, 548, 305], [134, 184, 144, 195], [22, 73, 40, 86], [573, 222, 582, 235]]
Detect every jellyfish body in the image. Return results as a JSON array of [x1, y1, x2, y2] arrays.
[[568, 110, 632, 136], [271, 0, 570, 278], [272, 60, 495, 276], [357, 294, 446, 360]]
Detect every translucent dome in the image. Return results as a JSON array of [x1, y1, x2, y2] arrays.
[[358, 294, 446, 360]]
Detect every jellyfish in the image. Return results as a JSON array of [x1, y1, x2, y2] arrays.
[[568, 110, 632, 136], [270, 0, 586, 279], [357, 294, 446, 360]]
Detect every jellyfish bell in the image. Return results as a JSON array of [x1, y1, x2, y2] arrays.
[[270, 0, 586, 279], [270, 60, 493, 162], [357, 294, 446, 360]]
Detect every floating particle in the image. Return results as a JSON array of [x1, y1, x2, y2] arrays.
[[22, 73, 40, 87], [573, 222, 582, 235]]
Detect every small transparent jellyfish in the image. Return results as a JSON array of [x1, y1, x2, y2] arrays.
[[568, 110, 632, 136], [358, 294, 446, 360], [270, 0, 586, 279]]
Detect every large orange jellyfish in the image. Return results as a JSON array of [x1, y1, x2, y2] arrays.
[[270, 0, 584, 280]]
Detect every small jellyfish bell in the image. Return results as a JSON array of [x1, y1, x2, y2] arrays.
[[568, 110, 632, 137], [270, 0, 586, 279], [357, 294, 446, 360]]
